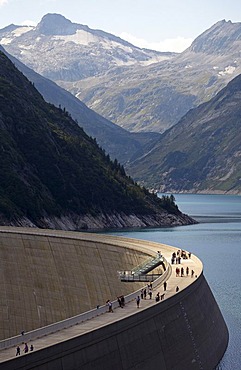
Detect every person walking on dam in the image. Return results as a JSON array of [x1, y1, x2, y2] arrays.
[[136, 295, 140, 308], [24, 343, 28, 353], [16, 346, 20, 356], [163, 281, 167, 291], [106, 300, 113, 313]]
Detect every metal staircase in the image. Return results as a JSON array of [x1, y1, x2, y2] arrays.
[[118, 254, 166, 282]]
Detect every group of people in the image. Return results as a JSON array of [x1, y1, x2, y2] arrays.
[[117, 295, 125, 308], [171, 249, 191, 264], [137, 280, 168, 307], [140, 283, 153, 300], [176, 266, 195, 278], [16, 342, 34, 356]]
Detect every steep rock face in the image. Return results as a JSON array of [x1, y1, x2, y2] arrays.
[[188, 19, 241, 54], [2, 210, 195, 231], [0, 51, 195, 228], [127, 73, 241, 194], [36, 13, 78, 35]]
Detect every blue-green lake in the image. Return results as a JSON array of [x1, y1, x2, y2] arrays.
[[105, 193, 241, 370]]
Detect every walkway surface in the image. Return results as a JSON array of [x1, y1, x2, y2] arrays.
[[0, 239, 202, 364]]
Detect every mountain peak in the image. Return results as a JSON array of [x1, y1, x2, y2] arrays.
[[36, 13, 77, 35], [187, 19, 241, 54]]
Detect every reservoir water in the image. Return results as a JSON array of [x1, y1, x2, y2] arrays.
[[106, 194, 241, 370]]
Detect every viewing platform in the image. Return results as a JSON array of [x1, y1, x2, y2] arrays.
[[118, 253, 167, 282]]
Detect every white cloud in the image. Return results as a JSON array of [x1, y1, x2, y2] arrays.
[[119, 32, 193, 53], [0, 0, 8, 7], [21, 20, 37, 27]]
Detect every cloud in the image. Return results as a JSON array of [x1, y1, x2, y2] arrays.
[[119, 32, 193, 53], [0, 0, 8, 6], [21, 20, 37, 27]]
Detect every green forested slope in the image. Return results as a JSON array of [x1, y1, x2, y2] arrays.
[[0, 51, 191, 228]]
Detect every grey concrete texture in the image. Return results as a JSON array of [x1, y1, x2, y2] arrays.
[[0, 228, 150, 340]]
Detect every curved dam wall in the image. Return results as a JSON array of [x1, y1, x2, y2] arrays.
[[0, 227, 228, 370], [0, 228, 151, 340]]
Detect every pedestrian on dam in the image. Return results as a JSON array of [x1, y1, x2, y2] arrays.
[[141, 289, 144, 299], [30, 344, 34, 351], [191, 269, 195, 278], [164, 281, 167, 291], [176, 286, 179, 292], [148, 288, 152, 299], [136, 295, 140, 308], [186, 266, 189, 276], [176, 267, 180, 276], [24, 343, 29, 353], [143, 288, 147, 299], [181, 267, 184, 277], [106, 300, 113, 313], [121, 295, 125, 307], [117, 297, 122, 308], [16, 345, 21, 356]]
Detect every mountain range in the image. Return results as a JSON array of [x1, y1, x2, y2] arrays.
[[1, 14, 241, 194], [0, 50, 194, 228], [73, 19, 241, 133], [1, 14, 241, 134], [0, 13, 176, 133]]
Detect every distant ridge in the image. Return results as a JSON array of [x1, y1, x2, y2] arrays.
[[127, 72, 241, 194]]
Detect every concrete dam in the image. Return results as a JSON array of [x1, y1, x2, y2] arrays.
[[0, 227, 228, 369]]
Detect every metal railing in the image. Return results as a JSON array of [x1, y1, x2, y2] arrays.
[[118, 273, 162, 282], [118, 254, 167, 282]]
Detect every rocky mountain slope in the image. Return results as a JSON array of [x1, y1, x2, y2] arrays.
[[0, 51, 194, 229], [127, 73, 241, 194], [0, 46, 160, 165], [72, 19, 241, 133]]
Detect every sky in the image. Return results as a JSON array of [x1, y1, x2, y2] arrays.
[[1, 0, 241, 52]]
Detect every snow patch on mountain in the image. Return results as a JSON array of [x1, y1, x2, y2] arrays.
[[53, 29, 96, 46], [218, 65, 236, 76], [12, 26, 34, 37], [53, 29, 134, 54], [0, 37, 12, 45], [0, 26, 33, 45]]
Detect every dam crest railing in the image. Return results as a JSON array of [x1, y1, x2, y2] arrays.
[[0, 256, 171, 351]]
